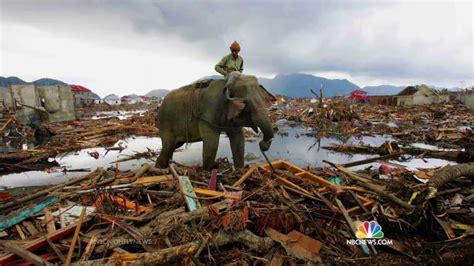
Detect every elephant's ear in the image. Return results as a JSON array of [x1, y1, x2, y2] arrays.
[[228, 98, 246, 120], [259, 85, 276, 101], [224, 86, 246, 120]]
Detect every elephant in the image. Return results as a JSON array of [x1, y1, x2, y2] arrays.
[[155, 74, 275, 170]]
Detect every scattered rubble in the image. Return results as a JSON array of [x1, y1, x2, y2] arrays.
[[0, 157, 472, 265], [0, 110, 159, 173], [0, 98, 473, 264], [278, 101, 474, 147]]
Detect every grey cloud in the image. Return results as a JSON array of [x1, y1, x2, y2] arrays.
[[1, 0, 472, 86]]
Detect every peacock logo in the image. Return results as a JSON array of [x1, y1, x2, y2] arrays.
[[355, 220, 384, 239]]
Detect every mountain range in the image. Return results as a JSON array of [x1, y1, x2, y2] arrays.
[[0, 76, 67, 87], [145, 89, 171, 98], [258, 73, 360, 97], [150, 74, 404, 98], [2, 74, 460, 99]]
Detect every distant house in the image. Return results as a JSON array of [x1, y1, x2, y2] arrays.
[[103, 94, 121, 105], [396, 85, 448, 106], [140, 96, 149, 104], [366, 95, 397, 105], [121, 95, 147, 104], [71, 85, 100, 107], [348, 89, 368, 102], [149, 96, 160, 103]]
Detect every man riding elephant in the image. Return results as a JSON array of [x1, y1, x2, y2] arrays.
[[155, 40, 274, 170], [155, 74, 274, 170], [215, 41, 243, 76], [215, 41, 244, 90]]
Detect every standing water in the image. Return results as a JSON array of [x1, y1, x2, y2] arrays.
[[0, 125, 393, 188]]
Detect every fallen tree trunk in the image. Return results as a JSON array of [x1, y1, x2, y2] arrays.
[[324, 144, 472, 163], [426, 162, 474, 199], [73, 230, 273, 265], [324, 160, 416, 210], [94, 201, 230, 253]]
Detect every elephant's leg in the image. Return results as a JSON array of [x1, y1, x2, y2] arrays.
[[199, 123, 220, 170], [156, 134, 176, 168], [175, 142, 185, 150], [227, 128, 245, 168]]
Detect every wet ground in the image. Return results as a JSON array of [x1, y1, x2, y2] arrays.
[[74, 109, 149, 121], [90, 110, 147, 120], [0, 125, 385, 188], [0, 125, 454, 188]]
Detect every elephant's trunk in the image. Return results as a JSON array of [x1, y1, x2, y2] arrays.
[[252, 107, 274, 144]]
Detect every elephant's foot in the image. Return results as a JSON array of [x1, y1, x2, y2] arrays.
[[202, 163, 214, 171], [155, 156, 170, 169], [234, 159, 244, 169]]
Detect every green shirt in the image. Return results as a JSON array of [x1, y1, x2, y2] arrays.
[[215, 54, 244, 76]]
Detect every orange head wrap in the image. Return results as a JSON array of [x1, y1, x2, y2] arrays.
[[230, 41, 240, 51]]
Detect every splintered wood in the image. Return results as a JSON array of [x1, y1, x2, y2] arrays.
[[0, 156, 472, 264]]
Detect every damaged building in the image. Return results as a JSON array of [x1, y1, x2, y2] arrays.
[[366, 95, 397, 105], [396, 85, 449, 106], [459, 88, 474, 110], [0, 84, 75, 124]]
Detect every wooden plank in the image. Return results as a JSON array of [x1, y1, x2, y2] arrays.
[[232, 165, 257, 187], [342, 153, 401, 168], [80, 235, 97, 261], [265, 228, 322, 263], [65, 207, 87, 266], [99, 214, 153, 252], [177, 176, 201, 211], [260, 161, 334, 188], [348, 190, 370, 214], [347, 199, 374, 213], [2, 242, 53, 266], [132, 175, 173, 186], [334, 198, 370, 255], [260, 160, 375, 213], [327, 161, 415, 210], [194, 188, 241, 200], [45, 236, 66, 263], [94, 193, 151, 213], [44, 208, 56, 235], [277, 177, 313, 195], [59, 213, 66, 228], [0, 219, 88, 264], [134, 163, 151, 179], [0, 196, 59, 231], [22, 222, 39, 237], [14, 225, 26, 240], [259, 160, 285, 169]]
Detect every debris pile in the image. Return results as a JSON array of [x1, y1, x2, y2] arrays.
[[0, 113, 35, 141], [275, 101, 474, 146], [0, 157, 472, 265], [280, 99, 359, 136], [0, 111, 159, 173], [76, 102, 158, 119]]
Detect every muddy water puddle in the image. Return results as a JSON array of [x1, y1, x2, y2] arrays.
[[0, 125, 450, 188]]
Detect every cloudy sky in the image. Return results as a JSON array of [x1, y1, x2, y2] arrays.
[[1, 0, 472, 97]]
